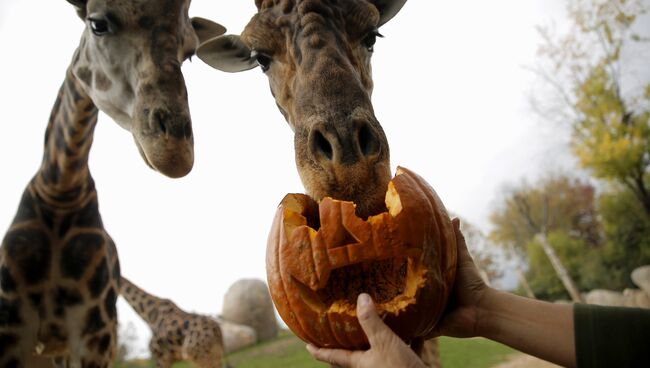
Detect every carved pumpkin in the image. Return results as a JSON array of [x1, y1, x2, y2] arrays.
[[266, 167, 457, 349]]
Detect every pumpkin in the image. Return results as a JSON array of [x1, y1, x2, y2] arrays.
[[266, 167, 457, 349]]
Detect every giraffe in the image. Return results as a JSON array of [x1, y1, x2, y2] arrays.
[[195, 0, 442, 366], [0, 1, 225, 366], [120, 277, 225, 368]]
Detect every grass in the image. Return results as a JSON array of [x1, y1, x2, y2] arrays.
[[439, 337, 516, 368], [117, 331, 516, 368]]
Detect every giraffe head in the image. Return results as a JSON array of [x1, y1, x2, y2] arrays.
[[66, 0, 226, 178], [197, 0, 406, 216]]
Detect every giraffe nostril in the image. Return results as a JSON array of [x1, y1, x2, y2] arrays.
[[157, 119, 167, 135], [313, 130, 333, 161], [358, 124, 380, 157], [150, 110, 169, 135]]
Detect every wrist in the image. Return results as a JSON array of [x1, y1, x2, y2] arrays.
[[474, 287, 502, 338]]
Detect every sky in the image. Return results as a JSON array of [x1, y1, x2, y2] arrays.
[[0, 0, 587, 358]]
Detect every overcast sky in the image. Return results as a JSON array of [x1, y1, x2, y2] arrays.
[[0, 0, 588, 358]]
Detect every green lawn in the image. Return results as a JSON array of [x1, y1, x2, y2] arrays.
[[439, 337, 516, 368], [117, 331, 516, 368]]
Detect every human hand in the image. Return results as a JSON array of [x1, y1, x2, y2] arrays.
[[432, 218, 491, 338], [306, 293, 426, 368]]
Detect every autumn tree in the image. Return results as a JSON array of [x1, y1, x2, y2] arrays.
[[489, 173, 601, 300], [453, 216, 504, 286], [533, 0, 650, 217]]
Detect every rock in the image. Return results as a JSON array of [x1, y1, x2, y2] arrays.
[[222, 279, 278, 341], [622, 288, 650, 309], [584, 289, 625, 306], [631, 265, 650, 298], [215, 317, 257, 353]]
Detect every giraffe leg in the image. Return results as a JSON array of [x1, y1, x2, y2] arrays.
[[0, 293, 43, 368], [150, 339, 174, 368]]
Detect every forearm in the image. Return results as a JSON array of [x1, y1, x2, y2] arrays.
[[476, 289, 576, 368]]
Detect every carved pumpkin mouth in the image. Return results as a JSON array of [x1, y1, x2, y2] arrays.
[[267, 167, 457, 349], [280, 188, 429, 316]]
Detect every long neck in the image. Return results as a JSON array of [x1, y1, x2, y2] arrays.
[[34, 68, 99, 208], [120, 277, 174, 327]]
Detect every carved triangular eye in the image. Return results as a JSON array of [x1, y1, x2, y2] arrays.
[[328, 223, 360, 249]]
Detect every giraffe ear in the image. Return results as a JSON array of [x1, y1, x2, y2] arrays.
[[66, 0, 87, 19], [370, 0, 407, 27], [196, 35, 258, 73], [191, 17, 227, 45]]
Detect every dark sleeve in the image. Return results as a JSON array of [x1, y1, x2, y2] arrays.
[[574, 303, 650, 368]]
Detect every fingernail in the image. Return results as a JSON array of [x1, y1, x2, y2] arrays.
[[358, 293, 371, 307]]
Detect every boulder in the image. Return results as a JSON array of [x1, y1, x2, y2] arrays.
[[631, 265, 650, 298], [584, 289, 625, 306], [622, 288, 650, 309], [222, 279, 278, 341], [215, 317, 257, 353]]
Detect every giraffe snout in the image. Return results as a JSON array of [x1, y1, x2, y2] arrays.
[[308, 119, 383, 166], [148, 108, 193, 140]]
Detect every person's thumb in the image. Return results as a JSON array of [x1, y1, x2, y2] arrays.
[[357, 293, 392, 347]]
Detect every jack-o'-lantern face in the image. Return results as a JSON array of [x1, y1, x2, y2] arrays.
[[266, 167, 457, 349]]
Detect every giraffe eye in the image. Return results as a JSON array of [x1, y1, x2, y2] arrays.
[[89, 18, 111, 36], [251, 50, 272, 72], [362, 29, 383, 52]]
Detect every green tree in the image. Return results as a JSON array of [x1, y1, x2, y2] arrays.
[[534, 0, 650, 217], [525, 230, 609, 300], [489, 174, 601, 300], [597, 185, 650, 288]]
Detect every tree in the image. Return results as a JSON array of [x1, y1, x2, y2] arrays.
[[489, 173, 601, 301], [455, 216, 504, 286], [115, 322, 139, 364], [597, 185, 650, 288], [533, 0, 650, 217]]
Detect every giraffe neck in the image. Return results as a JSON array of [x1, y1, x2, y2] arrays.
[[120, 277, 174, 327], [33, 67, 99, 208]]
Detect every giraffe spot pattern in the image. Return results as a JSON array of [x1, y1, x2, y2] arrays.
[[0, 297, 21, 326], [83, 306, 105, 335], [87, 258, 109, 297], [0, 333, 18, 357], [0, 267, 16, 293], [104, 287, 117, 320], [94, 72, 112, 91], [1, 357, 20, 368], [4, 229, 51, 285], [76, 67, 93, 87], [97, 333, 111, 354], [54, 287, 83, 316], [13, 190, 38, 223], [60, 233, 104, 280], [72, 199, 103, 229], [24, 292, 39, 303]]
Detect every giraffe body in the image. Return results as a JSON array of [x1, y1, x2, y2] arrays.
[[120, 277, 224, 368], [0, 1, 225, 366]]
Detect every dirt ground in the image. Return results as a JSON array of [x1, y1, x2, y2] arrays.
[[491, 354, 561, 368]]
